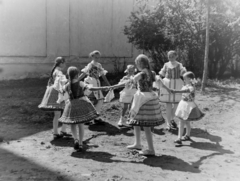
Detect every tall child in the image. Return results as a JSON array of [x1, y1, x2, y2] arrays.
[[171, 71, 204, 145], [78, 50, 111, 124], [113, 65, 137, 127], [159, 50, 187, 131], [59, 66, 109, 151], [38, 57, 71, 140], [111, 54, 169, 156]]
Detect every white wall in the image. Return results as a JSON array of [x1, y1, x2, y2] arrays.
[[0, 0, 139, 80]]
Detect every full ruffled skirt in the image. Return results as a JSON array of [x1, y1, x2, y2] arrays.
[[159, 78, 183, 103], [175, 100, 204, 121], [59, 97, 98, 124], [128, 99, 165, 127], [38, 86, 64, 111]]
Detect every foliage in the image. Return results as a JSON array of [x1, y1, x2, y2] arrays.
[[124, 0, 240, 78]]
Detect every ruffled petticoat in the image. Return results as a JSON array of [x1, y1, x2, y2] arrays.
[[38, 86, 64, 111], [175, 100, 204, 121], [59, 96, 98, 124]]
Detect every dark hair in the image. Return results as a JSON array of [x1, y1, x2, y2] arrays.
[[50, 57, 65, 78], [67, 66, 80, 99], [89, 50, 101, 58], [47, 57, 65, 85], [183, 71, 195, 79], [135, 54, 154, 81]]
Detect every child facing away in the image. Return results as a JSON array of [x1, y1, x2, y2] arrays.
[[38, 57, 71, 140], [78, 50, 111, 125], [111, 54, 170, 156], [170, 71, 205, 145], [58, 66, 109, 151], [111, 65, 138, 127], [159, 50, 187, 131]]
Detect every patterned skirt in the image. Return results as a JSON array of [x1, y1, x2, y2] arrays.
[[159, 78, 183, 104], [175, 100, 205, 121], [38, 86, 64, 111], [59, 97, 98, 124], [128, 99, 165, 127]]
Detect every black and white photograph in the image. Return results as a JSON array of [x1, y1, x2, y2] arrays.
[[0, 0, 240, 180]]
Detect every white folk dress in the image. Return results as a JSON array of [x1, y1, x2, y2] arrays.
[[81, 61, 107, 102], [118, 75, 137, 104], [159, 62, 186, 103], [175, 84, 204, 121]]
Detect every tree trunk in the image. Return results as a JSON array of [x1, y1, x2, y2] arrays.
[[201, 0, 210, 92]]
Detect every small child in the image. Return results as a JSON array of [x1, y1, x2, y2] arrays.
[[59, 66, 109, 151], [38, 57, 71, 140], [53, 70, 69, 104], [111, 54, 169, 156], [159, 50, 187, 131], [171, 71, 204, 145], [78, 50, 111, 125], [112, 65, 137, 127]]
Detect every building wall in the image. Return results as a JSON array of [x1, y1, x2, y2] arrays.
[[0, 0, 139, 80]]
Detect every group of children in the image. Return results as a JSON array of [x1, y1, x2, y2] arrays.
[[38, 50, 204, 156]]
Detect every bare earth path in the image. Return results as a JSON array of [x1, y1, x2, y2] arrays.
[[0, 79, 240, 181]]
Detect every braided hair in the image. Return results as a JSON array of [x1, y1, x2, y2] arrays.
[[48, 57, 65, 85], [67, 66, 80, 99], [135, 54, 154, 82]]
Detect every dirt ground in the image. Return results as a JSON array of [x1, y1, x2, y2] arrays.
[[0, 78, 240, 181]]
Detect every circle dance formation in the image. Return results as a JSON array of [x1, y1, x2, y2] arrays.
[[38, 50, 204, 156]]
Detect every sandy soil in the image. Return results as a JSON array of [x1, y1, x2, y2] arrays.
[[0, 78, 240, 181]]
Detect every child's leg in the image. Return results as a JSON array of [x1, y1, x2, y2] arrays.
[[118, 103, 129, 126], [165, 103, 172, 127], [177, 119, 185, 139], [95, 99, 103, 115], [94, 99, 105, 124], [61, 124, 67, 132], [53, 111, 61, 134], [171, 104, 178, 120], [143, 127, 155, 152], [70, 124, 78, 140], [71, 124, 80, 150], [127, 126, 141, 149], [122, 103, 129, 117], [185, 121, 191, 137], [78, 124, 84, 145], [170, 104, 178, 128]]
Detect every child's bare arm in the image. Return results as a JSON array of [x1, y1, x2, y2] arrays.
[[110, 83, 125, 90], [171, 89, 190, 94], [77, 72, 87, 81], [88, 86, 109, 91]]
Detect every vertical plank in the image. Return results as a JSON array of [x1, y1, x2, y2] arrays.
[[47, 0, 70, 57], [0, 0, 46, 56]]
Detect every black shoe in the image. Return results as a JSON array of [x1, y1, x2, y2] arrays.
[[170, 120, 178, 129], [53, 134, 63, 140], [94, 118, 105, 125], [84, 121, 92, 125], [174, 139, 182, 145], [74, 139, 80, 150], [60, 131, 72, 137]]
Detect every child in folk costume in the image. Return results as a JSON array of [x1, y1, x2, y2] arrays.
[[111, 65, 137, 127], [111, 54, 169, 156], [159, 50, 187, 131], [38, 57, 71, 140], [59, 67, 109, 151], [170, 71, 204, 145], [78, 50, 111, 125]]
